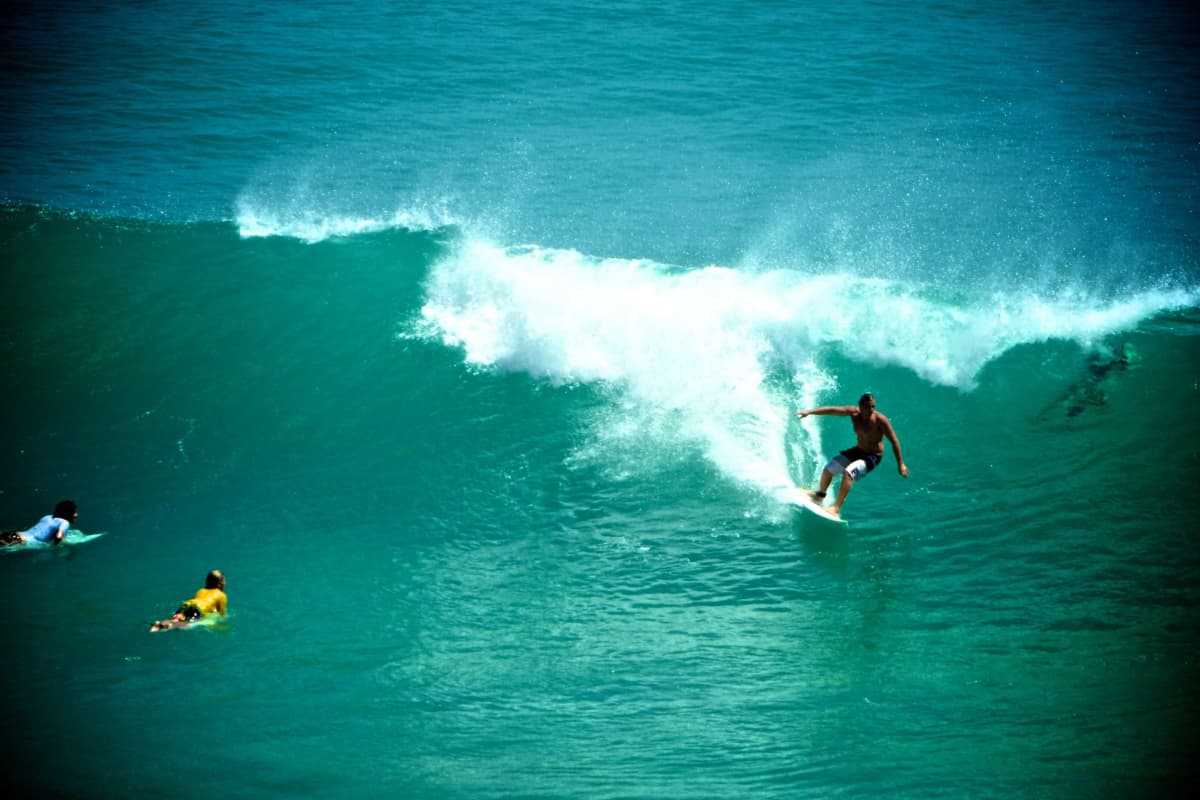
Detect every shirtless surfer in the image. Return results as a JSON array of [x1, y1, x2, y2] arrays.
[[150, 570, 227, 631], [795, 393, 908, 518]]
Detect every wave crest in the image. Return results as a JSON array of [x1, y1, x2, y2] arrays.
[[234, 197, 460, 242], [413, 237, 1198, 495]]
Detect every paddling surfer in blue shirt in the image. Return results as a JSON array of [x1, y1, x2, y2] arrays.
[[795, 394, 907, 518], [1, 500, 79, 546]]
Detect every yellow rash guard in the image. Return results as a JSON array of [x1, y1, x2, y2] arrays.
[[177, 587, 227, 619]]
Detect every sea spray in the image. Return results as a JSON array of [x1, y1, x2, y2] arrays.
[[235, 196, 462, 242], [415, 236, 1200, 500]]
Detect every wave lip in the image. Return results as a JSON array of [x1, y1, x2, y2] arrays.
[[234, 198, 460, 242], [418, 239, 1200, 391], [810, 279, 1200, 390]]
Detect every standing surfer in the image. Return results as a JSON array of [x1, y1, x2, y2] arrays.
[[795, 393, 908, 518]]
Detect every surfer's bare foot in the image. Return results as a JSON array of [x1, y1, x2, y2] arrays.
[[827, 506, 841, 518], [805, 490, 826, 503]]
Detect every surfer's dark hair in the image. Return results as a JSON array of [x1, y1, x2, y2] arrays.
[[206, 570, 225, 589], [53, 500, 77, 519], [858, 393, 875, 405]]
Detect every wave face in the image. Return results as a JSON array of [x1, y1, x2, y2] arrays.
[[3, 0, 1200, 797], [3, 206, 1198, 799]]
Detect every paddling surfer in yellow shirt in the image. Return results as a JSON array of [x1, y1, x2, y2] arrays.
[[150, 570, 227, 631]]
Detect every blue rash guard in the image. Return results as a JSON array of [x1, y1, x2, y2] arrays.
[[24, 515, 70, 543]]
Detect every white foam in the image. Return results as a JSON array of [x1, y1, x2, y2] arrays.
[[234, 197, 459, 242], [414, 237, 1199, 495]]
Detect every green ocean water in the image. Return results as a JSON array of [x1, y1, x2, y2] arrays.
[[4, 0, 1200, 797], [3, 207, 1198, 799]]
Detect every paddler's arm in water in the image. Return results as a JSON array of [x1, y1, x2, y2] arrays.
[[881, 416, 909, 477], [794, 406, 857, 418]]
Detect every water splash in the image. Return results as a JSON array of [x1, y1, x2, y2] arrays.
[[413, 237, 1197, 496], [234, 196, 460, 242]]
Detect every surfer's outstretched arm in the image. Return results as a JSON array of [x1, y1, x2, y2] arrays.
[[795, 405, 856, 418]]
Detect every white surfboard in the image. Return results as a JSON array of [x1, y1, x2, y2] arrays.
[[779, 488, 849, 529], [62, 530, 106, 546]]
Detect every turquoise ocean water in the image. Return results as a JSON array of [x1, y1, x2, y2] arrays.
[[3, 2, 1199, 797]]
